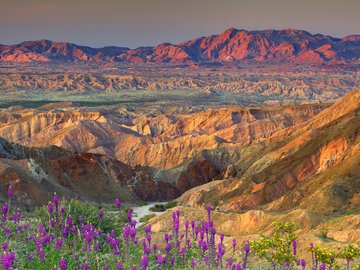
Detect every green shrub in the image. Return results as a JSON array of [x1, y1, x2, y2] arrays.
[[149, 201, 178, 212], [250, 222, 298, 267]]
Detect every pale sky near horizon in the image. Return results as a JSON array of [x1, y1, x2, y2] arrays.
[[0, 0, 359, 48]]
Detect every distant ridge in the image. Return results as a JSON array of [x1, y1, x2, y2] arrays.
[[0, 28, 359, 64]]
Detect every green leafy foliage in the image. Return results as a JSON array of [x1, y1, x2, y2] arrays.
[[250, 222, 298, 267]]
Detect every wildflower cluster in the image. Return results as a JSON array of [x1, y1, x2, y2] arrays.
[[0, 185, 359, 269]]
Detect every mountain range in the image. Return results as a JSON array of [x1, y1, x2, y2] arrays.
[[1, 28, 359, 64]]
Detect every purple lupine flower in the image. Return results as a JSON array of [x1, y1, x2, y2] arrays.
[[35, 237, 44, 260], [242, 241, 250, 269], [116, 263, 123, 270], [301, 259, 306, 269], [195, 226, 199, 240], [56, 238, 63, 249], [130, 220, 137, 228], [244, 241, 250, 254], [206, 205, 212, 220], [142, 238, 147, 249], [62, 226, 69, 238], [191, 220, 195, 238], [67, 216, 73, 227], [2, 242, 8, 251], [83, 263, 89, 270], [127, 209, 132, 223], [232, 239, 237, 252], [103, 267, 109, 270], [2, 203, 9, 220], [50, 219, 56, 228], [3, 227, 11, 235], [227, 257, 233, 268], [170, 256, 175, 267], [1, 251, 15, 270], [53, 193, 59, 211], [292, 239, 297, 255], [141, 255, 148, 270], [115, 198, 121, 208], [145, 224, 151, 234], [99, 210, 104, 220], [166, 243, 171, 254], [202, 241, 208, 252], [165, 233, 170, 243], [191, 258, 196, 269], [42, 235, 51, 245], [204, 256, 210, 267], [60, 258, 67, 270], [153, 243, 157, 253], [111, 238, 119, 249], [220, 233, 225, 244], [7, 186, 12, 199], [187, 238, 191, 249], [157, 254, 163, 269], [48, 202, 53, 215]]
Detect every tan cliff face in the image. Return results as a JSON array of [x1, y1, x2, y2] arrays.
[[0, 105, 323, 168], [179, 90, 360, 217]]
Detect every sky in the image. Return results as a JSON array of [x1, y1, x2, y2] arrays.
[[0, 0, 359, 48]]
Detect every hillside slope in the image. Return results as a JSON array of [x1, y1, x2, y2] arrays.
[[179, 90, 360, 216]]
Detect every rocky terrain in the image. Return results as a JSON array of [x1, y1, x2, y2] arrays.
[[178, 90, 360, 213], [144, 91, 360, 252], [0, 137, 175, 208], [0, 85, 359, 246], [0, 101, 325, 206], [0, 69, 358, 102]]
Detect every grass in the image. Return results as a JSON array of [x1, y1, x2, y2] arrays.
[[139, 214, 156, 223]]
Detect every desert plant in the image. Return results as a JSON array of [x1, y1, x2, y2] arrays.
[[250, 222, 299, 269]]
